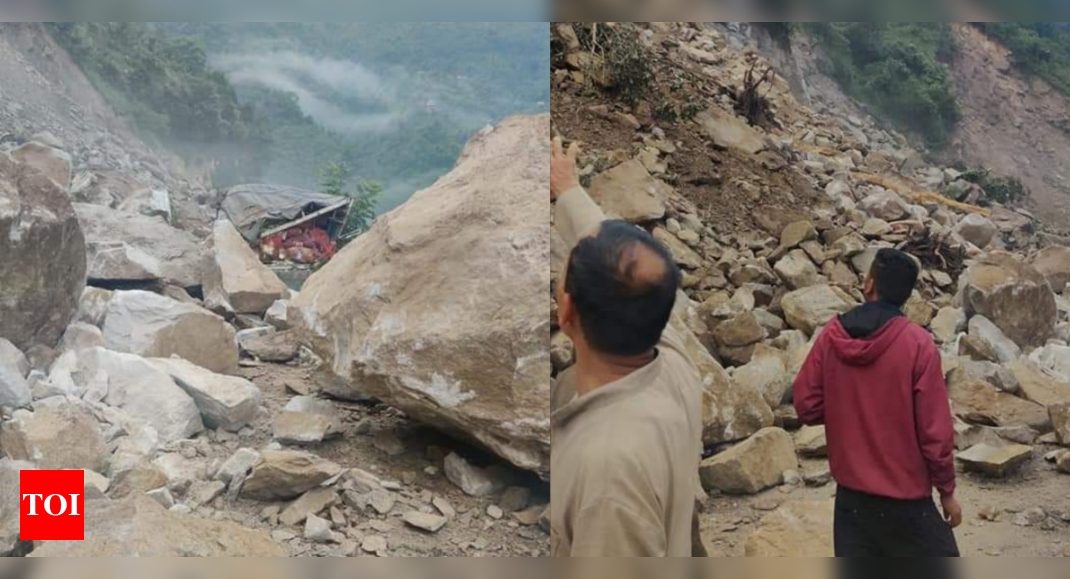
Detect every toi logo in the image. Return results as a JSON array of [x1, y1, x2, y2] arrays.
[[20, 470, 84, 541]]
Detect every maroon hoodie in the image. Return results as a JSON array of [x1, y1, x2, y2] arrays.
[[793, 307, 956, 500]]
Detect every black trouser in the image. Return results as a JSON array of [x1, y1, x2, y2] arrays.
[[835, 486, 960, 558]]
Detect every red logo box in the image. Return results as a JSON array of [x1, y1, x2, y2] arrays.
[[20, 470, 84, 541]]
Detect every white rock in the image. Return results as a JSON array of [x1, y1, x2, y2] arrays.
[[149, 357, 260, 431]]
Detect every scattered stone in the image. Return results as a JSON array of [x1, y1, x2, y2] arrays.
[[103, 290, 239, 374], [0, 460, 35, 556], [1032, 246, 1070, 294], [964, 316, 1021, 365], [150, 357, 261, 431], [499, 486, 532, 513], [1050, 401, 1070, 445], [279, 487, 339, 526], [955, 214, 998, 248], [373, 431, 407, 457], [304, 513, 338, 543], [930, 307, 966, 344], [732, 345, 791, 408], [0, 356, 31, 410], [700, 428, 799, 494], [146, 487, 175, 509], [274, 396, 344, 444], [241, 450, 342, 501], [215, 448, 261, 487], [957, 443, 1033, 477], [1010, 360, 1070, 408], [362, 535, 388, 555], [30, 496, 283, 556], [586, 159, 667, 223], [794, 425, 827, 458], [859, 190, 909, 221], [203, 219, 288, 315], [774, 250, 821, 290], [444, 453, 507, 497], [486, 505, 504, 520], [695, 107, 767, 154], [241, 330, 300, 362], [433, 497, 456, 519], [403, 511, 448, 533]]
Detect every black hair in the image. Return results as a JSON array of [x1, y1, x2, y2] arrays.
[[564, 220, 681, 356], [869, 248, 920, 307]]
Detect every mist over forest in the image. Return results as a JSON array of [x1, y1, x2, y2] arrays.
[[49, 22, 550, 212]]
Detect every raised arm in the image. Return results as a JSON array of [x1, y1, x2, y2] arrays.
[[551, 137, 606, 249]]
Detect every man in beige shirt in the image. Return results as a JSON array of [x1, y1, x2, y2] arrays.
[[550, 137, 704, 557]]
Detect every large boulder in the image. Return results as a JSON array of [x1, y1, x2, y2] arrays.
[[962, 315, 1021, 365], [102, 290, 238, 374], [292, 116, 550, 476], [203, 219, 288, 315], [149, 357, 261, 431], [586, 159, 667, 223], [1031, 245, 1070, 294], [53, 347, 204, 442], [11, 141, 72, 191], [0, 154, 86, 351], [781, 285, 856, 336], [30, 495, 284, 556], [744, 500, 835, 557], [0, 401, 109, 472], [73, 203, 203, 289], [948, 369, 1050, 432], [962, 252, 1057, 350], [1010, 360, 1070, 408], [699, 427, 798, 494]]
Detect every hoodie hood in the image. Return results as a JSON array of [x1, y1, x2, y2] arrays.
[[826, 307, 912, 366]]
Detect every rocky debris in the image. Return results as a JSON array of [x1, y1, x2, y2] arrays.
[[273, 396, 344, 444], [204, 219, 288, 315], [0, 153, 86, 352], [279, 487, 339, 526], [1032, 246, 1070, 294], [774, 250, 822, 290], [0, 354, 31, 410], [303, 513, 338, 543], [403, 511, 448, 533], [265, 300, 290, 330], [0, 339, 30, 378], [55, 347, 203, 442], [859, 190, 909, 222], [292, 116, 550, 477], [11, 141, 71, 190], [957, 443, 1033, 477], [117, 188, 172, 223], [0, 401, 108, 472], [1030, 343, 1070, 384], [214, 447, 261, 488], [30, 495, 283, 556], [240, 330, 300, 363], [963, 315, 1021, 364], [948, 370, 1050, 432], [586, 159, 667, 223], [74, 287, 114, 327], [781, 285, 856, 335], [712, 312, 767, 366], [700, 427, 799, 494], [73, 203, 202, 288], [240, 450, 342, 501], [102, 290, 238, 374], [794, 425, 827, 458], [931, 307, 966, 344], [444, 453, 508, 497], [1009, 360, 1070, 409], [962, 252, 1057, 350], [955, 214, 998, 249], [744, 500, 835, 557], [0, 460, 35, 556], [149, 357, 261, 431], [59, 321, 105, 353], [1050, 402, 1070, 445], [695, 107, 767, 154], [731, 345, 791, 408]]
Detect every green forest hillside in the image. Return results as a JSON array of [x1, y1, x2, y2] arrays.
[[48, 22, 549, 212]]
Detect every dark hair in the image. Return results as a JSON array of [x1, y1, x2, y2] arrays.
[[869, 248, 919, 307], [564, 220, 681, 356]]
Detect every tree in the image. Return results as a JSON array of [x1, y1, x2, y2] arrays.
[[320, 161, 382, 239]]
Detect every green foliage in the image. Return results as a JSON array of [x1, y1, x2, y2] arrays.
[[960, 168, 1029, 206], [804, 23, 961, 146], [605, 28, 654, 105], [47, 23, 261, 144], [320, 162, 381, 238], [976, 23, 1070, 96]]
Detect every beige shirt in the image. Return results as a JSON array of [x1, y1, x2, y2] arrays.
[[550, 186, 704, 557]]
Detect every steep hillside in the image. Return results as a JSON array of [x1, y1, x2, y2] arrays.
[[0, 23, 215, 233], [552, 21, 1070, 557]]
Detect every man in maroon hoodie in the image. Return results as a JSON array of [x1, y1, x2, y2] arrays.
[[794, 248, 962, 557]]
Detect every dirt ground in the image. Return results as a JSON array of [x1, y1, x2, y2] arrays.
[[205, 362, 550, 557], [699, 452, 1070, 557]]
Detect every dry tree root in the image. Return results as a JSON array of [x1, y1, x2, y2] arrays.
[[738, 62, 775, 128], [899, 229, 967, 284]]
